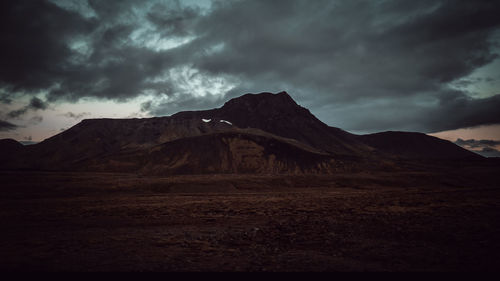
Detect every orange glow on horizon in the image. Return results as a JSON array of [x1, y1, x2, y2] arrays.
[[429, 124, 500, 142]]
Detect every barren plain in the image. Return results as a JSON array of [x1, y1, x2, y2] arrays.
[[1, 168, 499, 271]]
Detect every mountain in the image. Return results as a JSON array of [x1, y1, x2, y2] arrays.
[[0, 139, 25, 170], [359, 131, 482, 159], [0, 138, 23, 156], [0, 138, 23, 151], [200, 92, 372, 156], [0, 91, 482, 174]]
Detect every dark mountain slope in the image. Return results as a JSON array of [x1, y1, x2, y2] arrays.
[[359, 131, 482, 160], [77, 131, 345, 175], [0, 139, 24, 169], [0, 138, 23, 152], [20, 115, 236, 170]]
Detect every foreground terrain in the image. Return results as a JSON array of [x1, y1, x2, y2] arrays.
[[1, 170, 500, 271]]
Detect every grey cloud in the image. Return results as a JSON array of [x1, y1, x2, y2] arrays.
[[1, 0, 500, 134], [29, 97, 48, 110], [140, 101, 152, 112], [315, 91, 500, 133], [455, 138, 500, 157], [477, 147, 500, 157], [7, 97, 49, 119], [0, 120, 18, 131], [0, 94, 11, 104], [455, 138, 500, 149], [184, 0, 500, 132], [426, 92, 500, 132], [148, 93, 228, 117], [191, 0, 500, 94], [87, 0, 139, 20], [29, 116, 43, 125], [0, 0, 97, 90], [146, 2, 200, 37], [7, 108, 28, 119], [60, 112, 91, 120], [100, 24, 137, 48], [0, 0, 187, 104]]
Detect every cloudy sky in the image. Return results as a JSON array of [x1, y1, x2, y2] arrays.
[[1, 0, 500, 154]]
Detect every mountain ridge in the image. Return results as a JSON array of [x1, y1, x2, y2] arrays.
[[0, 91, 483, 174]]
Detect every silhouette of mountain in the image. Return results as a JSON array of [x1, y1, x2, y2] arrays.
[[0, 139, 25, 170], [0, 138, 23, 151], [212, 92, 371, 155], [0, 92, 482, 173], [359, 131, 481, 159]]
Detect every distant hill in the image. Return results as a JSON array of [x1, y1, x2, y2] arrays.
[[359, 131, 482, 160], [0, 139, 25, 170], [19, 141, 38, 146], [0, 138, 23, 150]]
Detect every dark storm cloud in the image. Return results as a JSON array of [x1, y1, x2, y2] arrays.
[[7, 97, 48, 119], [146, 2, 200, 37], [42, 0, 206, 103], [334, 90, 500, 133], [87, 0, 139, 19], [0, 0, 97, 90], [426, 91, 500, 132], [0, 120, 18, 131], [45, 47, 176, 102], [29, 97, 48, 110], [191, 0, 500, 93], [1, 0, 500, 133], [6, 109, 27, 119], [0, 95, 12, 104], [184, 0, 500, 132], [0, 0, 190, 103]]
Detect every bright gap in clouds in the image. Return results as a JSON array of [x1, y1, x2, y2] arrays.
[[0, 96, 153, 142], [449, 57, 500, 99], [429, 124, 500, 142]]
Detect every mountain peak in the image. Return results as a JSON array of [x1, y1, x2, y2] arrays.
[[222, 91, 298, 109], [213, 91, 370, 155], [219, 91, 311, 125], [276, 90, 292, 97]]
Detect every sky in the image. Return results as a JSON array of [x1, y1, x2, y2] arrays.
[[1, 0, 500, 155]]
